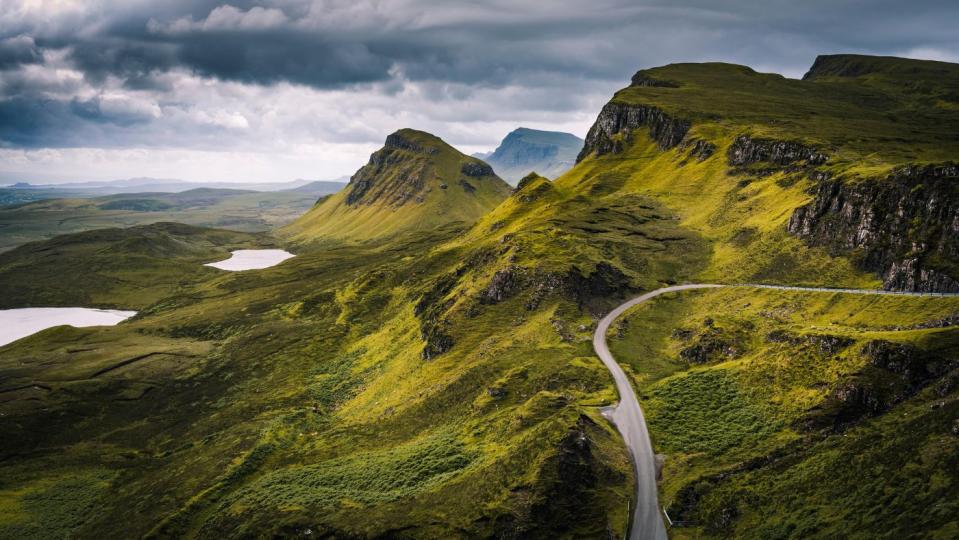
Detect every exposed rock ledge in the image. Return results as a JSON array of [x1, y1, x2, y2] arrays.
[[787, 163, 959, 292], [576, 102, 690, 162], [727, 135, 828, 167]]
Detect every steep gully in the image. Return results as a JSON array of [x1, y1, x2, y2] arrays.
[[593, 284, 959, 540]]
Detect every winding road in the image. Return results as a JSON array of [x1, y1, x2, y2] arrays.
[[593, 283, 959, 540]]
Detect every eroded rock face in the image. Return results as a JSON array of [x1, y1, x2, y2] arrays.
[[802, 340, 956, 431], [680, 138, 717, 161], [479, 266, 524, 304], [384, 131, 428, 153], [727, 135, 828, 167], [630, 70, 680, 88], [787, 163, 959, 292], [345, 146, 430, 207], [576, 102, 690, 162], [461, 161, 494, 178], [565, 262, 632, 307]]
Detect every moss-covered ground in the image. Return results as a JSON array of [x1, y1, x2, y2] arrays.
[[609, 287, 959, 538]]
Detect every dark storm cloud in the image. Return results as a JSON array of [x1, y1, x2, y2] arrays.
[[9, 1, 954, 93], [2, 0, 959, 152], [0, 35, 43, 70]]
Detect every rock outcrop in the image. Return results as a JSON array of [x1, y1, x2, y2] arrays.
[[787, 163, 959, 292], [630, 69, 680, 88], [802, 340, 956, 431], [576, 102, 690, 162], [727, 135, 828, 168]]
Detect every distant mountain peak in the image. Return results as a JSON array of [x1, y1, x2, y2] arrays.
[[481, 128, 584, 184]]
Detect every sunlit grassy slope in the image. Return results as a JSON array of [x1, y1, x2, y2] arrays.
[[282, 129, 512, 243], [1, 55, 957, 538], [609, 288, 959, 538], [611, 55, 959, 168]]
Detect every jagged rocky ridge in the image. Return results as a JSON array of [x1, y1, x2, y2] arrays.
[[344, 132, 435, 207], [787, 163, 959, 292], [576, 102, 690, 162], [727, 135, 828, 168]]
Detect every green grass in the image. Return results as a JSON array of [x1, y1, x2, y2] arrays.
[[0, 222, 271, 309], [1, 55, 957, 539], [0, 469, 116, 540], [609, 287, 959, 537], [645, 369, 783, 456]]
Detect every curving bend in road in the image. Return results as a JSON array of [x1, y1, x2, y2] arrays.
[[593, 283, 959, 540]]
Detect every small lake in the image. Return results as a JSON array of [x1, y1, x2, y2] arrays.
[[204, 249, 295, 271], [0, 307, 137, 347]]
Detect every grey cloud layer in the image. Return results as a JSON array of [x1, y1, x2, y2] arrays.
[[1, 0, 958, 152]]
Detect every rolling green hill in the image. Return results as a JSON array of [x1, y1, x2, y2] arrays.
[[0, 54, 957, 539], [282, 129, 512, 243], [0, 223, 270, 309]]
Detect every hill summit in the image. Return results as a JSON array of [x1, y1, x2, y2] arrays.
[[283, 129, 511, 242], [476, 127, 583, 184]]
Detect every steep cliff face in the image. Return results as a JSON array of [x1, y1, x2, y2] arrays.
[[576, 102, 690, 162], [787, 163, 959, 292], [727, 135, 828, 168], [345, 132, 434, 207]]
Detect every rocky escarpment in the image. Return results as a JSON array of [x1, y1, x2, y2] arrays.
[[787, 163, 959, 292], [461, 161, 494, 177], [345, 135, 433, 207], [727, 135, 828, 169], [630, 69, 680, 88], [576, 102, 690, 162], [803, 340, 957, 431]]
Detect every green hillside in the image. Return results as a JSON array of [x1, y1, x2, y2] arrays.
[[0, 223, 269, 309], [282, 129, 512, 243], [609, 288, 959, 538], [0, 54, 957, 539]]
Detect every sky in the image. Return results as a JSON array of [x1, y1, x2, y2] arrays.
[[1, 0, 958, 184]]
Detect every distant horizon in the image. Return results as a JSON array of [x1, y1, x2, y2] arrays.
[[0, 175, 350, 187]]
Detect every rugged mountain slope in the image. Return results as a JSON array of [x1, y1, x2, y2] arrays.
[[283, 129, 511, 243], [477, 128, 584, 184], [576, 54, 959, 292]]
